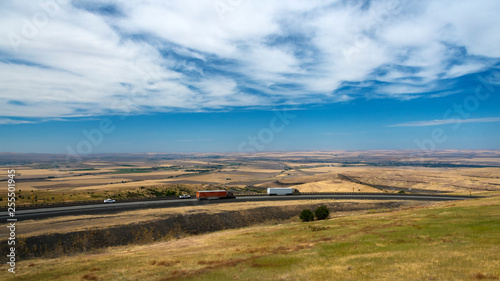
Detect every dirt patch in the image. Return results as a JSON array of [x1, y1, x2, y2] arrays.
[[160, 256, 260, 281], [473, 272, 499, 280]]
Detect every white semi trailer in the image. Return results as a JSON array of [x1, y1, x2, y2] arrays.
[[267, 188, 299, 196]]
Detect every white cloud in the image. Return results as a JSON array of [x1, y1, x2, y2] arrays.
[[388, 117, 500, 127], [197, 77, 237, 97], [0, 118, 36, 125], [0, 0, 499, 118], [445, 63, 489, 79], [430, 0, 500, 58]]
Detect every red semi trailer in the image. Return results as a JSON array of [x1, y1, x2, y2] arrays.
[[196, 190, 236, 200]]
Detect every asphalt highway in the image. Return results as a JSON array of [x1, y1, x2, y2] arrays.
[[2, 194, 475, 221]]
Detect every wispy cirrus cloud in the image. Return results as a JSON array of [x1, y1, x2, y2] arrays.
[[0, 0, 500, 119], [388, 117, 500, 127], [0, 118, 37, 125]]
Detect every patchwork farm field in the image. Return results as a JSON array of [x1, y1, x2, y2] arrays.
[[1, 150, 499, 205]]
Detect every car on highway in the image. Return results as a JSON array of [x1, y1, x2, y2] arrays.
[[103, 199, 116, 203], [179, 194, 191, 199]]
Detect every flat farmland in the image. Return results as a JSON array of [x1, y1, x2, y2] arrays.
[[335, 167, 500, 194], [1, 150, 499, 205], [294, 180, 380, 193], [164, 169, 280, 185], [17, 175, 132, 190]]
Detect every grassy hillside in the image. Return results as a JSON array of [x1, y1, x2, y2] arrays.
[[2, 196, 499, 281]]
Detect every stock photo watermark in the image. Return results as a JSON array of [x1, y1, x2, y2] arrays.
[[212, 0, 245, 20], [238, 107, 296, 153], [342, 0, 403, 63], [61, 63, 162, 167], [111, 64, 163, 120], [412, 72, 498, 161], [6, 169, 17, 274], [7, 0, 69, 53], [65, 118, 116, 163]]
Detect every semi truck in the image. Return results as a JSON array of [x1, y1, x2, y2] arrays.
[[196, 190, 236, 200], [267, 188, 299, 196]]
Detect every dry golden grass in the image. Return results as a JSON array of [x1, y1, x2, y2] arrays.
[[252, 165, 500, 195], [46, 175, 130, 183], [296, 180, 380, 193], [72, 180, 172, 191], [297, 166, 341, 173], [232, 166, 283, 174], [3, 199, 400, 238], [13, 181, 63, 191], [2, 196, 498, 281], [164, 172, 275, 184], [0, 168, 74, 179], [341, 167, 500, 193]]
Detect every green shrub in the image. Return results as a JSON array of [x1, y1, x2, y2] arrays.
[[299, 209, 314, 222], [314, 206, 330, 220], [398, 190, 405, 194]]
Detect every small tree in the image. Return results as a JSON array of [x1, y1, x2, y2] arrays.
[[314, 206, 330, 220], [300, 209, 314, 222]]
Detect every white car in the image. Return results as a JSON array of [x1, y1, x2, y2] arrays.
[[103, 199, 116, 203], [179, 194, 191, 199]]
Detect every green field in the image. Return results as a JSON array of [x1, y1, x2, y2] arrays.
[[2, 196, 499, 281]]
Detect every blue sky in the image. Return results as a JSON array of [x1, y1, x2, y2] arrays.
[[0, 0, 499, 153]]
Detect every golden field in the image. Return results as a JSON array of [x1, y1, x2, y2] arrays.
[[1, 150, 499, 204], [0, 151, 499, 280], [1, 195, 498, 281]]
